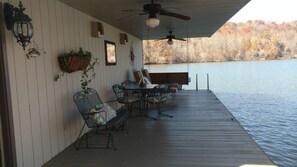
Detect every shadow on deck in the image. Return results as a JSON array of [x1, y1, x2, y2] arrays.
[[44, 90, 276, 167]]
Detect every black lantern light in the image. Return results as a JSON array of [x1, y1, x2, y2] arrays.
[[4, 1, 33, 50]]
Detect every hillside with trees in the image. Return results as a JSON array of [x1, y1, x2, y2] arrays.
[[143, 21, 297, 64]]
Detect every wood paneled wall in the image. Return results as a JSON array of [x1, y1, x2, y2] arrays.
[[1, 0, 143, 166]]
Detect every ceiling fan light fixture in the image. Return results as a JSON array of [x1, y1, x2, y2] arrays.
[[125, 0, 191, 29], [146, 16, 160, 28], [167, 39, 173, 45]]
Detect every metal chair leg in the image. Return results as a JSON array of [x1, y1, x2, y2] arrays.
[[106, 133, 112, 148], [158, 112, 173, 118], [86, 132, 89, 148], [75, 123, 86, 150], [157, 103, 173, 118], [143, 102, 159, 120]]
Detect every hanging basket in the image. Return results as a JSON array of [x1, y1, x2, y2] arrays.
[[58, 55, 91, 73]]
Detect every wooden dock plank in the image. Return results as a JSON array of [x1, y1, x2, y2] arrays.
[[44, 90, 276, 167]]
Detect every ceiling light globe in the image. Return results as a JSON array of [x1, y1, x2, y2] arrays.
[[167, 39, 173, 45], [146, 17, 160, 28]]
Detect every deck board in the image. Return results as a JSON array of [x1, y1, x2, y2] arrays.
[[44, 90, 276, 167]]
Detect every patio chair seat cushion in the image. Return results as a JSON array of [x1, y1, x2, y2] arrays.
[[87, 108, 106, 125], [143, 76, 152, 84], [97, 103, 117, 122], [87, 103, 117, 125]]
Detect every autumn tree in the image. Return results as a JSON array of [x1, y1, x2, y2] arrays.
[[143, 21, 297, 64]]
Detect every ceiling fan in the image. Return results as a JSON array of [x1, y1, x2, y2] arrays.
[[158, 31, 186, 45], [123, 0, 191, 28]]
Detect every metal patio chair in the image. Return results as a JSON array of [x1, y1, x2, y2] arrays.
[[112, 84, 141, 114], [144, 84, 173, 120], [73, 88, 129, 150], [121, 80, 141, 98], [142, 69, 179, 98]]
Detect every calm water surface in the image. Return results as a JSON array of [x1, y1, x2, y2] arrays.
[[145, 59, 297, 167]]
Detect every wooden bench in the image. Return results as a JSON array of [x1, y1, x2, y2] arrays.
[[149, 72, 189, 87]]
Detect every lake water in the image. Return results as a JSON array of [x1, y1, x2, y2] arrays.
[[145, 59, 297, 167]]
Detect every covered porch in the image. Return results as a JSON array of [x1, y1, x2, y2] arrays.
[[0, 0, 265, 166], [44, 90, 275, 167]]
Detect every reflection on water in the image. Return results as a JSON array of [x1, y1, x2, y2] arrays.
[[145, 59, 297, 167]]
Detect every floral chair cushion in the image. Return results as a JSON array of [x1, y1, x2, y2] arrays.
[[87, 103, 117, 125]]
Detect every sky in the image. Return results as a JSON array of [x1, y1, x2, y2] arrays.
[[229, 0, 297, 23]]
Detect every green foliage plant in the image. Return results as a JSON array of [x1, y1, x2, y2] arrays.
[[80, 57, 98, 90], [58, 47, 91, 73], [54, 47, 99, 90]]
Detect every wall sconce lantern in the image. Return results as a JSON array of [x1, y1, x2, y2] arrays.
[[4, 2, 34, 50]]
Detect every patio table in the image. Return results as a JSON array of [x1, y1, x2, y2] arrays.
[[123, 84, 160, 118]]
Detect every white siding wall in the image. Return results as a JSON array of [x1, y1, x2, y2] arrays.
[[1, 0, 143, 166]]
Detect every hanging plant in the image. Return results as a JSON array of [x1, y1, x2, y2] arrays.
[[54, 48, 98, 90], [58, 47, 91, 73], [80, 57, 98, 90]]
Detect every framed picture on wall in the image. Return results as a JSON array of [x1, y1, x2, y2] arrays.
[[105, 40, 116, 65]]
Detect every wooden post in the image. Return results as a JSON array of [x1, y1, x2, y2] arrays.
[[207, 73, 209, 91], [196, 73, 198, 91]]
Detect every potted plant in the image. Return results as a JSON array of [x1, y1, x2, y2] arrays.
[[54, 47, 98, 90], [58, 47, 91, 73]]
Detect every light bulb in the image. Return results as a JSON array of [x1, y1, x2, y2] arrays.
[[146, 17, 160, 28], [167, 39, 173, 45]]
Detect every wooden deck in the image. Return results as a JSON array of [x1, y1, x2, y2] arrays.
[[44, 90, 276, 167]]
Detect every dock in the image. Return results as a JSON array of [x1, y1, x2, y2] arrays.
[[44, 90, 276, 167]]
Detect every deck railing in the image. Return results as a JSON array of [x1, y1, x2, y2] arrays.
[[195, 73, 210, 91]]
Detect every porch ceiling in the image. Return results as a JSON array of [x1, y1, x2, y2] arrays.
[[58, 0, 250, 40]]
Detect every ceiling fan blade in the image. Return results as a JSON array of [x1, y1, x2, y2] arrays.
[[122, 9, 143, 12], [163, 7, 181, 11], [159, 10, 191, 20], [118, 14, 139, 21], [118, 12, 146, 21], [155, 37, 168, 41], [174, 38, 186, 41]]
